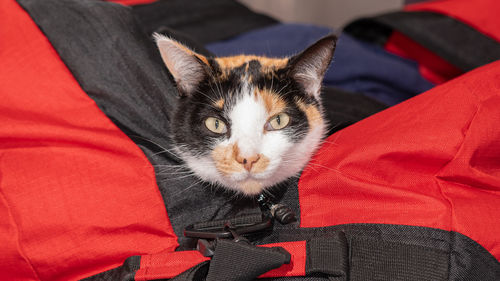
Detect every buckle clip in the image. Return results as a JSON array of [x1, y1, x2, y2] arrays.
[[184, 216, 273, 257]]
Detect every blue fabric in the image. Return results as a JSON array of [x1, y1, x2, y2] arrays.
[[206, 24, 434, 105]]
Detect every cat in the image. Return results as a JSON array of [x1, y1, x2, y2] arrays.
[[154, 34, 336, 196]]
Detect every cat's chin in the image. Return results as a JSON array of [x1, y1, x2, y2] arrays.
[[237, 179, 264, 195]]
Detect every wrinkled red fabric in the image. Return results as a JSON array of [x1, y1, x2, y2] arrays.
[[299, 60, 500, 261], [0, 1, 177, 280]]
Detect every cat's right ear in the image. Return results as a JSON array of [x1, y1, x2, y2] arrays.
[[154, 33, 208, 96]]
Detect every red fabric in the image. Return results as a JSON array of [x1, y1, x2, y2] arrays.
[[135, 251, 209, 280], [299, 60, 500, 261], [385, 32, 462, 84], [259, 241, 307, 278], [134, 241, 307, 279], [0, 1, 178, 280]]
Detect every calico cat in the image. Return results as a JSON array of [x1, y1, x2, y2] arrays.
[[154, 34, 336, 196]]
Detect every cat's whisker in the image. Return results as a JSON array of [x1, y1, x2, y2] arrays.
[[165, 173, 198, 181], [303, 162, 342, 174], [194, 88, 218, 105], [322, 131, 344, 146], [155, 169, 194, 175], [152, 163, 190, 168], [189, 101, 222, 111], [325, 122, 344, 134], [168, 178, 205, 197], [215, 77, 225, 101], [151, 148, 182, 158], [207, 78, 224, 102], [131, 135, 183, 160]]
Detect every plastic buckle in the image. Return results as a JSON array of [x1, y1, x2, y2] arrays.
[[184, 216, 273, 257]]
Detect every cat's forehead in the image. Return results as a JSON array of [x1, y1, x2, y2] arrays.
[[214, 55, 288, 71], [211, 55, 289, 81], [202, 55, 292, 109]]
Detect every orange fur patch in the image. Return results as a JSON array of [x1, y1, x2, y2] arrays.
[[296, 100, 324, 129], [239, 180, 263, 195], [212, 144, 270, 175], [251, 155, 270, 173], [214, 99, 224, 109], [212, 145, 245, 175], [255, 88, 287, 117], [170, 40, 209, 66], [215, 55, 288, 71]]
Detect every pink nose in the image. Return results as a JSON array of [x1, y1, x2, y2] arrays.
[[236, 154, 260, 171]]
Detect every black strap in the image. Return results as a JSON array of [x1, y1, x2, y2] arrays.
[[191, 214, 263, 230], [306, 233, 349, 281], [305, 233, 449, 281], [132, 0, 278, 44], [205, 240, 290, 281], [344, 11, 500, 72], [349, 236, 449, 281]]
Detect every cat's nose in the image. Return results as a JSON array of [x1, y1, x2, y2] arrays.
[[236, 154, 260, 171]]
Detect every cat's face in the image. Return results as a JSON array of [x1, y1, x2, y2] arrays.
[[155, 34, 336, 195]]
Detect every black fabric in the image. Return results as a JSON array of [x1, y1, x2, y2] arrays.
[[306, 234, 349, 280], [81, 256, 140, 281], [260, 224, 500, 281], [350, 236, 448, 281], [205, 240, 290, 281], [175, 224, 499, 281], [190, 213, 263, 230], [132, 0, 278, 44], [321, 87, 387, 135], [344, 11, 500, 72], [18, 0, 179, 153]]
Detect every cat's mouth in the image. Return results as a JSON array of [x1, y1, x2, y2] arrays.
[[224, 171, 268, 195]]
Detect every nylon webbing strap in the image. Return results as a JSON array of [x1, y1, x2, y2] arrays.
[[170, 261, 210, 281], [305, 234, 449, 281], [205, 240, 291, 281], [349, 237, 449, 281], [344, 11, 500, 72], [191, 214, 263, 230], [306, 233, 349, 281]]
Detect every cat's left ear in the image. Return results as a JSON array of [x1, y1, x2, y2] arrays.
[[289, 35, 337, 99], [154, 33, 209, 96]]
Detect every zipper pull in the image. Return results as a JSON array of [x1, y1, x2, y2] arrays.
[[257, 193, 297, 224]]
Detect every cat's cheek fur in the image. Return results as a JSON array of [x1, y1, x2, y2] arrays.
[[256, 133, 292, 178], [180, 152, 221, 185]]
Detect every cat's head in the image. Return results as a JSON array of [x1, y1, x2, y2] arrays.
[[155, 34, 336, 196]]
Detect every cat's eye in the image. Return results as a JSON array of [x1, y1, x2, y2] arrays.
[[205, 117, 227, 134], [265, 113, 290, 131]]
